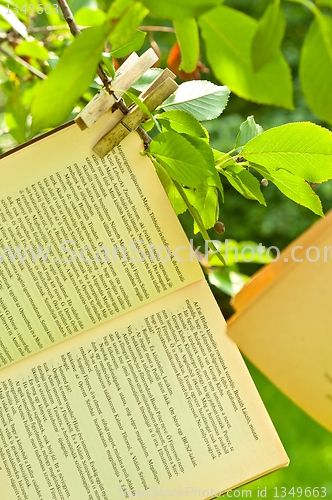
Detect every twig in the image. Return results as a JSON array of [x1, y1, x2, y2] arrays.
[[28, 25, 80, 33], [0, 47, 47, 79], [140, 26, 175, 33], [57, 0, 151, 147], [28, 25, 175, 34], [57, 0, 110, 90]]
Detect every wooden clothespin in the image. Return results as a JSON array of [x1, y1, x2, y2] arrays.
[[75, 48, 178, 157], [75, 49, 159, 130], [93, 69, 177, 157]]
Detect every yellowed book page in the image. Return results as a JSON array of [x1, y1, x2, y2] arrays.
[[228, 225, 332, 432], [0, 121, 202, 369], [232, 210, 332, 312], [0, 280, 288, 500]]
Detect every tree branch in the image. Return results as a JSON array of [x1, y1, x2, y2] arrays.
[[0, 47, 47, 79], [57, 0, 152, 148]]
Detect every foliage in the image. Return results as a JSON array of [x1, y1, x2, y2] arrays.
[[1, 0, 332, 253], [1, 0, 332, 495]]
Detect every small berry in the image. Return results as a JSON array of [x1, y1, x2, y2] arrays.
[[214, 221, 225, 234]]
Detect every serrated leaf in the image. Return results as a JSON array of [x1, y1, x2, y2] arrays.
[[149, 132, 211, 187], [111, 30, 146, 58], [140, 0, 223, 20], [161, 81, 230, 121], [300, 14, 332, 125], [158, 110, 208, 138], [251, 1, 286, 71], [0, 4, 28, 39], [235, 115, 263, 149], [154, 161, 187, 215], [30, 23, 113, 135], [252, 164, 324, 216], [221, 163, 266, 205], [199, 5, 293, 109], [193, 181, 219, 233], [173, 18, 199, 73], [242, 122, 332, 183]]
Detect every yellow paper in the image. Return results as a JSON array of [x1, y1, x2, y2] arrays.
[[0, 118, 201, 367], [228, 211, 332, 432], [0, 117, 288, 499], [0, 280, 288, 499]]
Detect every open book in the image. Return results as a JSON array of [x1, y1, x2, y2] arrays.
[[0, 114, 288, 499], [228, 212, 332, 433]]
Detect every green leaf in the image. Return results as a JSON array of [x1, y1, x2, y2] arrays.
[[108, 2, 149, 52], [124, 90, 161, 131], [235, 115, 263, 149], [5, 86, 28, 144], [30, 22, 113, 135], [251, 164, 324, 217], [15, 40, 49, 61], [316, 0, 332, 6], [251, 0, 286, 71], [193, 181, 219, 233], [140, 0, 223, 20], [111, 30, 146, 58], [300, 14, 332, 124], [131, 69, 164, 92], [154, 161, 187, 215], [161, 81, 230, 121], [149, 131, 211, 187], [173, 18, 199, 73], [209, 240, 273, 266], [101, 52, 115, 78], [173, 180, 226, 265], [221, 163, 266, 205], [316, 0, 332, 9], [158, 110, 208, 138], [75, 7, 106, 25], [183, 134, 223, 194], [66, 0, 98, 13], [242, 122, 332, 183], [208, 269, 249, 296], [199, 5, 293, 109], [107, 0, 132, 19], [0, 4, 28, 39]]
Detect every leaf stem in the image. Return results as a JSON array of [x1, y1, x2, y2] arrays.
[[285, 0, 319, 17]]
